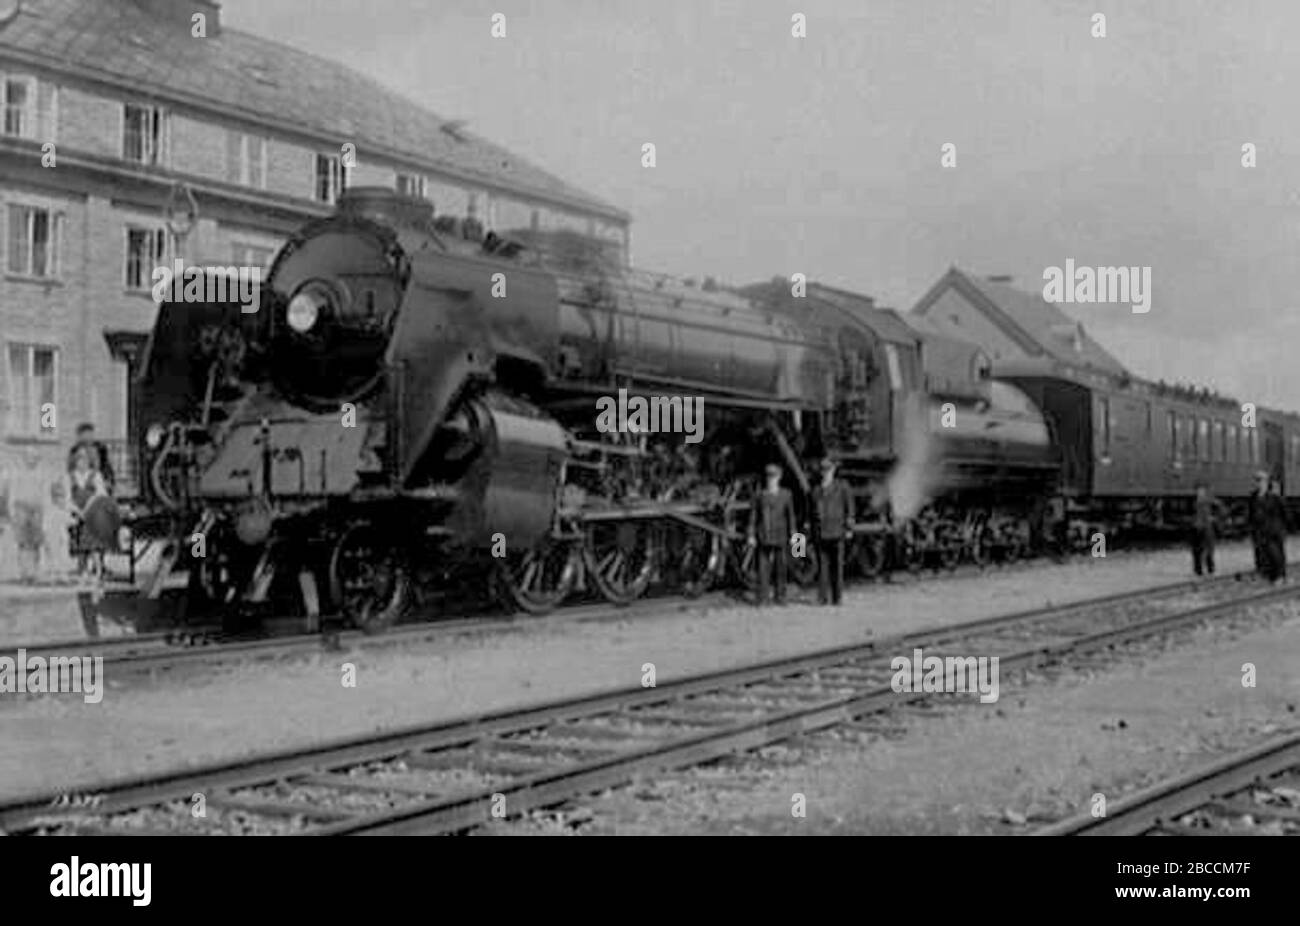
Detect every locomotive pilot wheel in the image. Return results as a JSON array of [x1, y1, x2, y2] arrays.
[[328, 524, 412, 633]]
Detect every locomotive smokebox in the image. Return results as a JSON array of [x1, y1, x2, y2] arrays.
[[336, 186, 433, 230]]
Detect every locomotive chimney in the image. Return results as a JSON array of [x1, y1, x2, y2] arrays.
[[133, 0, 221, 35]]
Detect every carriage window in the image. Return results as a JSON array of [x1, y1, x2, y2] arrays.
[[883, 344, 903, 391]]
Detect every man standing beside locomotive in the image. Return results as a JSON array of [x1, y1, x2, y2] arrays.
[[810, 457, 854, 605], [1263, 476, 1288, 583], [748, 463, 796, 605], [1190, 482, 1225, 577]]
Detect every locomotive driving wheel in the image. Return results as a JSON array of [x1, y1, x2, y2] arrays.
[[495, 535, 579, 615], [851, 533, 886, 579], [665, 521, 724, 599], [328, 523, 411, 634], [790, 542, 819, 587], [584, 519, 656, 605], [721, 503, 758, 591]]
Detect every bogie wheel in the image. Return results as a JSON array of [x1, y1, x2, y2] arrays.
[[328, 523, 412, 634]]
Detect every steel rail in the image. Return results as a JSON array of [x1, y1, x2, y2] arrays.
[[3, 576, 1296, 835], [1034, 733, 1300, 836]]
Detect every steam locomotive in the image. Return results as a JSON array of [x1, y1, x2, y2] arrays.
[[119, 187, 1295, 631]]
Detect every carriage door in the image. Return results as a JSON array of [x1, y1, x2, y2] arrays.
[[1262, 421, 1285, 490]]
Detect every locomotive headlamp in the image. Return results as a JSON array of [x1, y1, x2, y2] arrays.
[[145, 422, 167, 450], [287, 280, 336, 334]]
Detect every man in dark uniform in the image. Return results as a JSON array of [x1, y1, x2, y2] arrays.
[[748, 463, 795, 605], [810, 457, 853, 605], [1190, 482, 1224, 576], [68, 422, 115, 495], [1248, 470, 1271, 578], [1263, 477, 1288, 583]]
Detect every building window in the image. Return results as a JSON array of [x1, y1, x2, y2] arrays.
[[1249, 428, 1259, 463], [232, 243, 275, 272], [1214, 421, 1225, 462], [1144, 402, 1152, 437], [1097, 397, 1111, 456], [124, 227, 166, 290], [396, 172, 427, 200], [315, 153, 346, 204], [6, 203, 62, 278], [122, 103, 168, 166], [1167, 411, 1178, 462], [5, 343, 57, 437], [226, 132, 266, 188], [2, 75, 34, 137], [1198, 418, 1210, 462], [1228, 424, 1237, 462]]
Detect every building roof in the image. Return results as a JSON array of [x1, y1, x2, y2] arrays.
[[0, 0, 627, 221], [912, 267, 1129, 376], [802, 283, 920, 346]]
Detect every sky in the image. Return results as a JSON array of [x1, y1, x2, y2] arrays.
[[225, 0, 1300, 409]]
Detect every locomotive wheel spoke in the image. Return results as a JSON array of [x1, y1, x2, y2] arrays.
[[666, 523, 723, 598], [852, 535, 886, 579], [496, 537, 578, 616], [584, 521, 655, 605], [328, 524, 411, 634]]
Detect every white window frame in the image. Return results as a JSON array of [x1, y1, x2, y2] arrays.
[[121, 102, 169, 166], [5, 201, 63, 279], [1, 74, 36, 139], [314, 153, 345, 204], [883, 344, 903, 391], [124, 225, 167, 291], [229, 132, 267, 189], [4, 342, 59, 438], [396, 172, 427, 200]]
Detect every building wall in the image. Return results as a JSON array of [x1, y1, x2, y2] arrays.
[[919, 287, 1035, 363], [0, 55, 627, 469]]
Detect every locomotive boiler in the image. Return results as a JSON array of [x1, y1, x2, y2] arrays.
[[126, 187, 1059, 631]]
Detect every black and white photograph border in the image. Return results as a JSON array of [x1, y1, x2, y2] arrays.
[[0, 0, 1297, 865]]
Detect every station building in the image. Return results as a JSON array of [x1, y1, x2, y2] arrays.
[[0, 0, 629, 491]]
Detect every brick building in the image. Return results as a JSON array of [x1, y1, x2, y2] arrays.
[[0, 0, 629, 488]]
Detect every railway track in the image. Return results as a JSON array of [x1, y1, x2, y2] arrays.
[[3, 576, 1297, 836], [1036, 733, 1300, 836], [1, 548, 1273, 678]]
